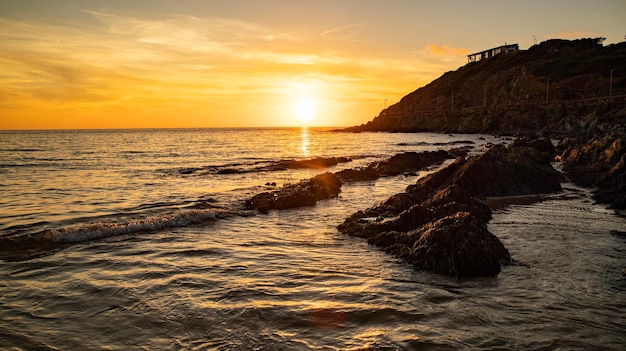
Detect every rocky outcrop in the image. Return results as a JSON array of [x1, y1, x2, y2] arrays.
[[558, 133, 626, 209], [245, 172, 341, 212], [245, 150, 456, 213], [344, 39, 626, 136], [339, 140, 563, 278], [239, 156, 352, 173], [335, 150, 452, 182]]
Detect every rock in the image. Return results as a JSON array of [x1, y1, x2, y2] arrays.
[[246, 150, 456, 213], [559, 133, 626, 209], [336, 150, 451, 183], [277, 156, 352, 170], [372, 150, 451, 176], [335, 167, 380, 182], [342, 39, 626, 136], [245, 172, 341, 211], [408, 212, 511, 278], [339, 140, 563, 278]]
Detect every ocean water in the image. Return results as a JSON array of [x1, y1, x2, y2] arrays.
[[0, 128, 625, 350]]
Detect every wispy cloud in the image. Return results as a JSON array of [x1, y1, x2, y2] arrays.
[[425, 44, 469, 56], [0, 12, 464, 128], [319, 23, 364, 42]]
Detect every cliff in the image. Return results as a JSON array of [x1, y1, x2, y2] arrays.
[[346, 38, 626, 136]]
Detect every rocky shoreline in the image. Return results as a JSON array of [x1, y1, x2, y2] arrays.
[[557, 132, 625, 210], [327, 38, 626, 278], [241, 133, 625, 279], [338, 139, 563, 278], [243, 138, 576, 278], [244, 150, 454, 212]]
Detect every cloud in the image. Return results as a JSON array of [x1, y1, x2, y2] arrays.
[[319, 23, 364, 42], [425, 44, 469, 56], [0, 11, 465, 128]]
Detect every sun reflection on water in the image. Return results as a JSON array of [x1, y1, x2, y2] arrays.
[[300, 127, 310, 157]]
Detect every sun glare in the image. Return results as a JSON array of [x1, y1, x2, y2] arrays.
[[294, 98, 317, 124]]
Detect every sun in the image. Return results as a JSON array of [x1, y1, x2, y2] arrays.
[[294, 98, 317, 124]]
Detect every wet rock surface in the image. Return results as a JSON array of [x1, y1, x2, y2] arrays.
[[335, 150, 452, 182], [245, 172, 342, 212], [558, 133, 626, 209], [245, 150, 455, 212], [339, 140, 563, 278], [178, 156, 353, 175]]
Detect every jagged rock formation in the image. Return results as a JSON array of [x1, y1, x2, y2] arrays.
[[558, 133, 626, 209], [245, 172, 342, 212], [244, 150, 456, 213], [339, 140, 563, 278], [346, 38, 626, 136], [335, 150, 451, 182]]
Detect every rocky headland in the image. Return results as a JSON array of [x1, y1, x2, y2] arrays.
[[345, 38, 626, 137], [335, 38, 626, 278], [342, 38, 625, 210]]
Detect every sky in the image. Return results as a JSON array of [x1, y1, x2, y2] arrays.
[[1, 0, 624, 129]]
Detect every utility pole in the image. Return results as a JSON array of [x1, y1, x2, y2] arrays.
[[384, 99, 388, 109]]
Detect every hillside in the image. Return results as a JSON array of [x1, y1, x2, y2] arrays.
[[346, 38, 626, 136]]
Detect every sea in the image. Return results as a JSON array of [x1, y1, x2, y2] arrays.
[[0, 128, 625, 350]]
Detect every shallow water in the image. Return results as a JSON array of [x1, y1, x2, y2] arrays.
[[1, 129, 625, 350]]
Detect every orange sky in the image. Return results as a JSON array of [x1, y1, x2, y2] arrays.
[[1, 1, 624, 129]]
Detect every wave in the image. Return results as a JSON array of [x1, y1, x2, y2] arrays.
[[0, 207, 233, 261]]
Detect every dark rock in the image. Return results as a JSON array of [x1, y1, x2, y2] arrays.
[[559, 133, 626, 209], [179, 168, 195, 175], [336, 150, 450, 183], [339, 142, 562, 278], [277, 156, 352, 170], [408, 212, 511, 278], [610, 230, 626, 239], [335, 167, 379, 182], [371, 150, 450, 177], [341, 39, 626, 136], [245, 172, 341, 211], [422, 185, 492, 223], [216, 168, 240, 174]]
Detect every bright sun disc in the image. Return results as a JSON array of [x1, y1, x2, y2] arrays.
[[294, 98, 317, 123]]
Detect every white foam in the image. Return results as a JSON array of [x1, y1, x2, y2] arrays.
[[40, 209, 221, 244]]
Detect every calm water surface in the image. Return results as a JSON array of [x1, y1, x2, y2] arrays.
[[0, 128, 624, 350]]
